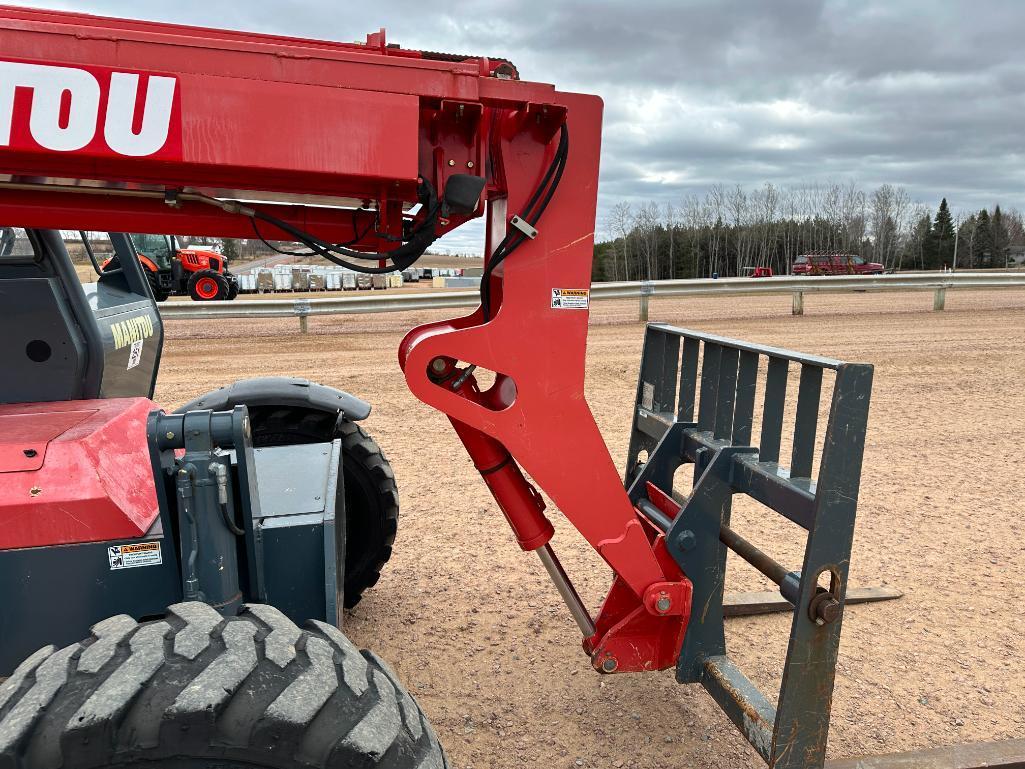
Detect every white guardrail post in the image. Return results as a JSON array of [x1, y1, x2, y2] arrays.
[[792, 290, 804, 316], [154, 272, 1025, 323], [294, 299, 311, 333], [639, 280, 654, 322]]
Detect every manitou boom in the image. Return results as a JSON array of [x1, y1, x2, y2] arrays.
[[0, 8, 873, 769]]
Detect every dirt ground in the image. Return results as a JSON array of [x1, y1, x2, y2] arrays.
[[154, 288, 1025, 768]]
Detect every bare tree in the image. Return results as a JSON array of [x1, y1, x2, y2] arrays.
[[609, 202, 633, 281], [664, 202, 677, 279]]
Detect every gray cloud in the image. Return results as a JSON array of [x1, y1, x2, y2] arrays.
[[18, 0, 1025, 250]]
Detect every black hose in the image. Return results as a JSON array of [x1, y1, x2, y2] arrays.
[[480, 123, 570, 320], [247, 178, 441, 274], [220, 502, 245, 537], [253, 207, 378, 258]]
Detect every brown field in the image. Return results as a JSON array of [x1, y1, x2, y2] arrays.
[[154, 289, 1025, 769]]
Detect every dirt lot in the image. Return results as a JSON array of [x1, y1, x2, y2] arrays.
[[155, 289, 1025, 768]]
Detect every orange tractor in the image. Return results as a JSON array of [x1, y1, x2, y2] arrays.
[[104, 233, 239, 301]]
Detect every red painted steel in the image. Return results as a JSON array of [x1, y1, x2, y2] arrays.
[[0, 398, 160, 549], [0, 6, 692, 672]]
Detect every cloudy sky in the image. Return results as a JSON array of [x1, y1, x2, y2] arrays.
[[21, 0, 1025, 252]]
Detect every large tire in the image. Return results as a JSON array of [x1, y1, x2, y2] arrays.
[[247, 408, 398, 609], [146, 270, 170, 302], [227, 277, 240, 300], [0, 603, 446, 769], [188, 269, 229, 301]]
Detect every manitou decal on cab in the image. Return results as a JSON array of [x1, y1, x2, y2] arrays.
[[0, 59, 181, 158]]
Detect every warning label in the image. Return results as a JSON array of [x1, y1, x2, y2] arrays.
[[127, 339, 144, 370], [551, 288, 590, 310], [108, 542, 162, 570]]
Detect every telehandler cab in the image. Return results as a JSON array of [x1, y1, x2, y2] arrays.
[[0, 8, 874, 769]]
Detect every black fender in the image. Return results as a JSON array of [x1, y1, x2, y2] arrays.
[[175, 376, 371, 421]]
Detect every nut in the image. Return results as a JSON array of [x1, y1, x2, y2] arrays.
[[809, 593, 841, 625]]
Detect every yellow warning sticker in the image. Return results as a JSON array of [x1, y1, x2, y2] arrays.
[[551, 288, 590, 310], [108, 541, 162, 570]]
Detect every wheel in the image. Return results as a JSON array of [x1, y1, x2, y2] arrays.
[[247, 408, 398, 608], [146, 270, 170, 302], [0, 602, 446, 769], [188, 269, 229, 301], [227, 277, 240, 300]]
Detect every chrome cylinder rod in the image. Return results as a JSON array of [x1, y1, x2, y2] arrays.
[[535, 543, 597, 637]]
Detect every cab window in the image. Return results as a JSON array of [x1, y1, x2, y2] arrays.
[[130, 233, 173, 270], [0, 227, 36, 260]]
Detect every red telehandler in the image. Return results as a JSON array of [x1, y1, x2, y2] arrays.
[[0, 9, 875, 769]]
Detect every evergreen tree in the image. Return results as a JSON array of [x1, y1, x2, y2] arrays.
[[931, 198, 955, 269], [974, 209, 993, 267], [591, 241, 611, 281], [220, 238, 240, 262], [991, 205, 1008, 267]]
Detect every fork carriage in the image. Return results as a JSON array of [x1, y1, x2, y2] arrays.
[[626, 324, 873, 768]]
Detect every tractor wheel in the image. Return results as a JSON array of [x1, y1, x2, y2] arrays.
[[188, 269, 229, 301], [146, 270, 170, 302], [227, 278, 240, 300], [0, 602, 446, 769], [247, 408, 398, 608]]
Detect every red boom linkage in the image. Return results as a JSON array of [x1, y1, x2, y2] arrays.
[[0, 6, 690, 672]]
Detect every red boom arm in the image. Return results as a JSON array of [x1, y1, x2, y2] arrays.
[[0, 6, 690, 673]]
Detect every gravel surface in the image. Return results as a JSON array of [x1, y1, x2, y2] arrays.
[[155, 288, 1025, 769]]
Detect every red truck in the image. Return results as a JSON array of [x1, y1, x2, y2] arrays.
[[791, 253, 884, 275]]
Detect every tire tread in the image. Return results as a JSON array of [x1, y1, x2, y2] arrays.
[[0, 604, 444, 769]]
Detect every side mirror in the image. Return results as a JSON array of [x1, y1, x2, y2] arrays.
[[443, 174, 486, 216]]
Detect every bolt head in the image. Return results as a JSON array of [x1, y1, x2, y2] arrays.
[[656, 596, 672, 613], [467, 160, 475, 168], [165, 431, 175, 440], [818, 598, 841, 624], [447, 159, 456, 167], [430, 357, 447, 374], [677, 529, 697, 552], [601, 657, 618, 673]]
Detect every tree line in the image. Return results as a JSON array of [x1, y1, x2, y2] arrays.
[[592, 183, 1025, 281]]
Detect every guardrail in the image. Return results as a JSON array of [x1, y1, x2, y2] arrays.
[[157, 272, 1025, 331]]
